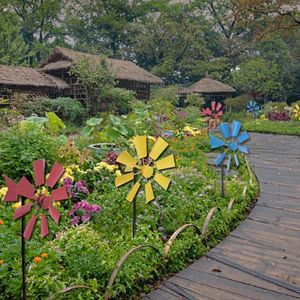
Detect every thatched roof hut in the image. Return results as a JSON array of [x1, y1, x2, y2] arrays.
[[189, 77, 235, 94], [0, 64, 69, 99], [0, 64, 69, 90], [179, 75, 235, 102], [41, 47, 163, 85]]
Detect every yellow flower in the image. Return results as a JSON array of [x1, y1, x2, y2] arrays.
[[0, 219, 4, 225], [12, 202, 22, 210], [148, 136, 156, 142], [0, 259, 4, 265], [41, 253, 48, 259], [292, 104, 300, 121], [53, 201, 61, 208], [94, 161, 118, 173], [115, 170, 121, 177], [260, 114, 267, 121], [0, 187, 8, 200]]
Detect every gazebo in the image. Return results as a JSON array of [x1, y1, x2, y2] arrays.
[[179, 74, 235, 103]]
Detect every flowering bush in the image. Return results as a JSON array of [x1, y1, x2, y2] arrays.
[[267, 111, 291, 121], [291, 104, 300, 121], [69, 200, 101, 225], [64, 178, 89, 201]]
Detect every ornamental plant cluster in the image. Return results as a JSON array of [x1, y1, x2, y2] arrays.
[[0, 100, 258, 300]]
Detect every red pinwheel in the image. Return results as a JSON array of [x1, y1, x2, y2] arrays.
[[3, 160, 68, 240], [201, 101, 223, 129]]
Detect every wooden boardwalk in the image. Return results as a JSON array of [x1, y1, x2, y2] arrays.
[[144, 133, 300, 300]]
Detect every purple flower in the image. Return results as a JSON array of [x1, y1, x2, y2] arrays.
[[71, 216, 80, 225]]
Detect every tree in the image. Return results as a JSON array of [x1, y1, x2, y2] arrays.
[[0, 9, 28, 65], [235, 0, 300, 38], [65, 0, 161, 56], [69, 57, 116, 115], [130, 2, 210, 83], [232, 58, 284, 101], [6, 0, 65, 65]]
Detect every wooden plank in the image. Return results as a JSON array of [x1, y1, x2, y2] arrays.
[[189, 256, 300, 298], [170, 276, 254, 300], [260, 182, 300, 199], [173, 268, 298, 300], [257, 192, 300, 212], [211, 236, 300, 287], [249, 205, 300, 230], [231, 219, 300, 253]]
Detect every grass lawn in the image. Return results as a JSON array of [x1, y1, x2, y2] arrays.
[[243, 119, 300, 136]]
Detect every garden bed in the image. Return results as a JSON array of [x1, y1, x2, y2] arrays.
[[0, 132, 259, 299]]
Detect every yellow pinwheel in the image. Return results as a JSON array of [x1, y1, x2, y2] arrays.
[[115, 136, 176, 203]]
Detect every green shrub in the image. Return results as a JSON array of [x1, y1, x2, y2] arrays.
[[185, 93, 205, 108], [224, 94, 253, 112], [11, 94, 86, 124], [0, 108, 23, 129], [150, 86, 179, 106], [100, 87, 136, 114], [0, 122, 59, 181]]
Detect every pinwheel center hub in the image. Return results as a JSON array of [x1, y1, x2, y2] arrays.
[[228, 141, 238, 151], [141, 165, 154, 179], [36, 195, 46, 208]]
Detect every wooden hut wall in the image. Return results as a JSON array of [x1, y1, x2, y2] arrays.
[[117, 79, 150, 100]]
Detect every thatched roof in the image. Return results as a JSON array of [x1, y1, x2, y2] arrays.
[[0, 64, 69, 90], [41, 47, 163, 85], [188, 77, 235, 94]]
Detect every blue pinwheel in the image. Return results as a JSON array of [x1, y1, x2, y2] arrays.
[[209, 120, 250, 170], [247, 100, 260, 117]]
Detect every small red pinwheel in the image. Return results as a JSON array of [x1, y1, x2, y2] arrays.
[[201, 101, 223, 129], [3, 160, 68, 240]]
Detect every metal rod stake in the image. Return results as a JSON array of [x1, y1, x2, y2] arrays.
[[21, 197, 26, 300]]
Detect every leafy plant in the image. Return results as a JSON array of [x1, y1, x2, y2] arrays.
[[0, 122, 58, 181]]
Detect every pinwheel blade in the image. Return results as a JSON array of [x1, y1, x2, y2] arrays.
[[219, 123, 231, 139], [202, 108, 212, 116], [237, 131, 250, 144], [23, 214, 37, 240], [133, 136, 147, 159], [238, 145, 249, 154], [234, 154, 239, 167], [215, 152, 226, 166], [17, 177, 35, 199], [149, 137, 168, 160], [156, 155, 175, 170], [33, 159, 45, 186], [227, 154, 232, 171], [217, 111, 223, 116], [154, 173, 171, 190], [41, 196, 52, 209], [46, 162, 64, 188], [13, 203, 33, 220], [211, 101, 216, 111], [209, 134, 225, 149], [232, 120, 242, 138], [3, 176, 19, 202], [115, 173, 134, 187], [216, 102, 222, 111], [41, 214, 49, 238], [51, 186, 68, 201], [116, 151, 138, 168], [126, 182, 141, 202], [145, 182, 155, 203], [49, 206, 60, 224]]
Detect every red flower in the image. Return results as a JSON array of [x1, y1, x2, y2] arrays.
[[201, 101, 223, 129], [3, 160, 68, 240]]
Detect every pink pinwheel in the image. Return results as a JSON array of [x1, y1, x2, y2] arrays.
[[3, 160, 68, 240], [201, 101, 223, 129]]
